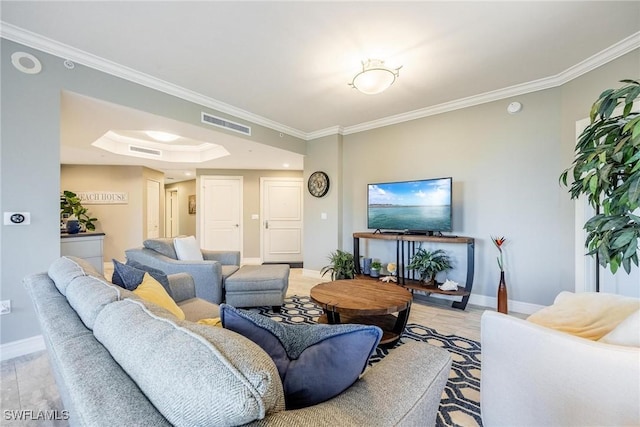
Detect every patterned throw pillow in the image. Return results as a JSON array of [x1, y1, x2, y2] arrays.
[[112, 259, 171, 296], [126, 259, 171, 295], [220, 304, 382, 409], [112, 259, 146, 291]]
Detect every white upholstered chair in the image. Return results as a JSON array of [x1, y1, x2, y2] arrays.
[[481, 292, 640, 427]]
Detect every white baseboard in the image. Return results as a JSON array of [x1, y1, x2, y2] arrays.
[[241, 257, 263, 265], [0, 335, 46, 362], [467, 294, 543, 315]]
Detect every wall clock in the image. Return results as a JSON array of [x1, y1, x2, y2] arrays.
[[308, 171, 330, 198]]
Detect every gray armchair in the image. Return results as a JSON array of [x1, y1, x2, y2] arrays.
[[125, 238, 240, 304]]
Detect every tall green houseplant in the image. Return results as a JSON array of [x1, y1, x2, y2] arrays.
[[560, 79, 640, 274]]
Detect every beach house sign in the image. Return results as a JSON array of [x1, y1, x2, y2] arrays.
[[76, 192, 128, 205]]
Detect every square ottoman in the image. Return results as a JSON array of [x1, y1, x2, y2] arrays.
[[224, 264, 290, 312]]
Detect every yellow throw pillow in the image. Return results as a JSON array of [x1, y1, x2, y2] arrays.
[[527, 292, 640, 340], [133, 273, 185, 320], [197, 317, 222, 327]]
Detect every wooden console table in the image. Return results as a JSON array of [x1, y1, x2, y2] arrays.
[[353, 232, 475, 310]]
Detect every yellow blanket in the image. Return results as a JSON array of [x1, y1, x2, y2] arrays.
[[197, 317, 222, 327], [527, 292, 640, 340]]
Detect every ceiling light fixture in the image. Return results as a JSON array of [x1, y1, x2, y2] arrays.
[[349, 59, 402, 95], [145, 131, 181, 142]]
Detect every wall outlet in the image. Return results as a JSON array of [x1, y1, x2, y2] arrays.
[[0, 300, 11, 315]]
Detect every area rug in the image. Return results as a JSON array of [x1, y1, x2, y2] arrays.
[[249, 295, 483, 427]]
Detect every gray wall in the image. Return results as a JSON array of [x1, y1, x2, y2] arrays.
[[302, 50, 639, 307], [303, 134, 343, 272], [0, 38, 304, 345], [342, 89, 564, 306]]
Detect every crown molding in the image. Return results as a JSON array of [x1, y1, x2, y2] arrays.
[[343, 31, 640, 135], [2, 22, 638, 140], [0, 22, 308, 141], [306, 126, 344, 140]]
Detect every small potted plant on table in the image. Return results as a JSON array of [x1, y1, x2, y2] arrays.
[[369, 261, 382, 278], [407, 248, 452, 286], [320, 250, 356, 280]]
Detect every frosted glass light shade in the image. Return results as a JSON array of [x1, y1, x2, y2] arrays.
[[349, 59, 401, 95]]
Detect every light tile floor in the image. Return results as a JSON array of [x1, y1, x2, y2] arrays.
[[1, 268, 521, 426]]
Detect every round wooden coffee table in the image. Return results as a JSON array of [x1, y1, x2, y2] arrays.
[[310, 278, 412, 346]]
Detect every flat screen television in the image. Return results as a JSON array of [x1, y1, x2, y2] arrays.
[[367, 177, 452, 234]]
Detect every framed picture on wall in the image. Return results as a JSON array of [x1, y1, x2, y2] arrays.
[[188, 195, 196, 215]]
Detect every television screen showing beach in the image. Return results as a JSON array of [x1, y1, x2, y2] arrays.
[[368, 178, 452, 231]]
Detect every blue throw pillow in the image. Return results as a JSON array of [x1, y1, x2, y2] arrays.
[[125, 259, 171, 296], [111, 259, 145, 291], [220, 304, 382, 409]]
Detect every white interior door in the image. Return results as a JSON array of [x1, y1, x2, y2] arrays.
[[146, 179, 160, 239], [261, 177, 303, 263], [200, 176, 242, 252], [165, 190, 179, 237]]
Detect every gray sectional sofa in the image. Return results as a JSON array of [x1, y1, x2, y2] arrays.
[[24, 256, 453, 426]]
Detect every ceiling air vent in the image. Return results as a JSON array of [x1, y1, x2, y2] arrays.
[[201, 112, 252, 136], [129, 145, 162, 157]]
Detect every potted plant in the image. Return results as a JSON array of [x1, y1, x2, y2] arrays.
[[60, 190, 98, 232], [320, 250, 356, 280], [369, 260, 382, 278], [407, 248, 452, 285], [560, 79, 640, 274]]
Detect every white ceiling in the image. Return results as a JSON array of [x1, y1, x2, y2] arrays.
[[59, 91, 305, 182], [2, 1, 640, 179]]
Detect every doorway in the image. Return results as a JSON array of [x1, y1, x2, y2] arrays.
[[199, 176, 242, 252], [260, 177, 304, 264], [165, 189, 179, 237], [146, 179, 161, 239]]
